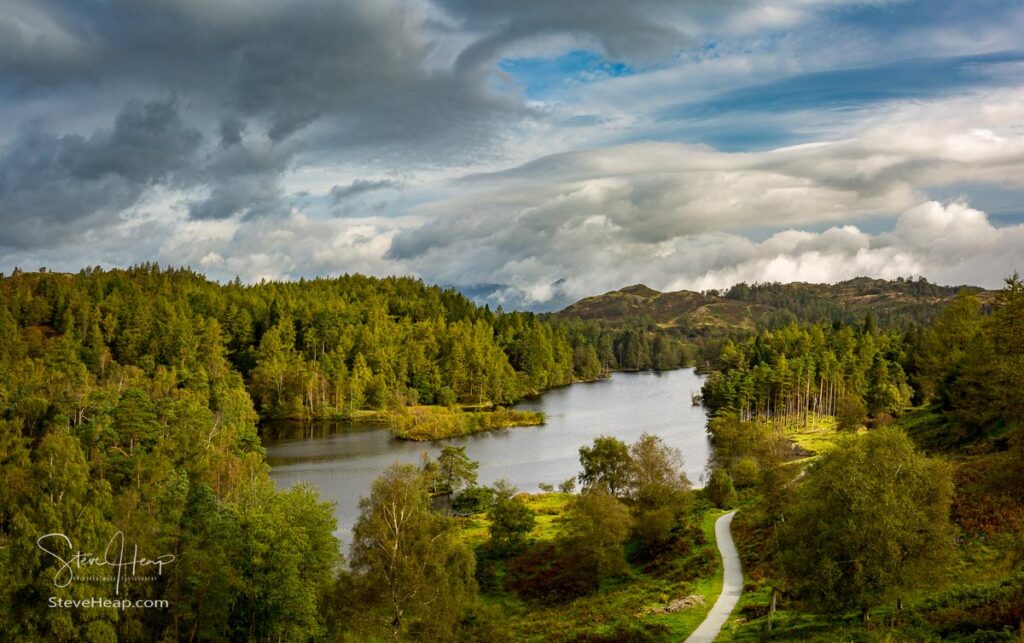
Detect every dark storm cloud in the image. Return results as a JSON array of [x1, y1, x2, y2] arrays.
[[219, 117, 246, 148], [330, 179, 401, 203], [2, 0, 527, 154], [0, 0, 539, 249], [5, 0, 1024, 299], [0, 1, 95, 88], [77, 97, 202, 183], [0, 97, 200, 248], [187, 141, 293, 220]]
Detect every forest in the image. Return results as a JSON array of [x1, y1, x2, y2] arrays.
[[701, 275, 1024, 640], [0, 266, 690, 422], [0, 265, 688, 641], [1, 266, 1022, 641]]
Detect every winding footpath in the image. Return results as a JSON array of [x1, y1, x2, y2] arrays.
[[686, 511, 742, 643]]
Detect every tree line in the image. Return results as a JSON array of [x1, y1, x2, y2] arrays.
[[700, 274, 1024, 627], [702, 274, 1024, 437], [700, 317, 912, 429], [0, 265, 695, 641]]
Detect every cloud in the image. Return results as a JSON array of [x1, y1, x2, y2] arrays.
[[1, 0, 528, 161], [2, 0, 1024, 308], [443, 200, 1024, 310], [219, 116, 246, 147], [0, 97, 200, 248], [436, 0, 881, 73], [390, 89, 1024, 259], [677, 201, 1023, 292], [377, 90, 1024, 305], [186, 139, 292, 220], [329, 179, 401, 203], [659, 51, 1024, 121]]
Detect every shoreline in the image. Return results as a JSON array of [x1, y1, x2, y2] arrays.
[[260, 366, 696, 441]]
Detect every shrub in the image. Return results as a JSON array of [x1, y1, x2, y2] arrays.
[[731, 456, 761, 488], [705, 468, 737, 508]]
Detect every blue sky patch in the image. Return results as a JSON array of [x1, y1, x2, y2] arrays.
[[498, 50, 634, 99], [659, 50, 1024, 122]]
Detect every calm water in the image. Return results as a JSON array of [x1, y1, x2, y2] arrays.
[[264, 368, 710, 542]]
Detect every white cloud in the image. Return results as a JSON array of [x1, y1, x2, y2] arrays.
[[678, 201, 1023, 291], [3, 0, 1024, 309]]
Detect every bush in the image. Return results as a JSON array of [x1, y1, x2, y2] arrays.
[[705, 468, 737, 508], [836, 393, 867, 432], [452, 486, 494, 515], [731, 456, 761, 488], [632, 506, 676, 557], [488, 481, 536, 553], [505, 542, 595, 602], [558, 476, 577, 493], [914, 573, 1024, 638]]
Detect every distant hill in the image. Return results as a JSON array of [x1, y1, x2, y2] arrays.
[[556, 277, 990, 334]]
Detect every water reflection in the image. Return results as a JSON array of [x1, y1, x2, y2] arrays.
[[265, 368, 709, 543]]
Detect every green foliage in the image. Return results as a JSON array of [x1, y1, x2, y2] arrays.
[[911, 291, 983, 401], [451, 486, 495, 515], [627, 434, 693, 553], [934, 274, 1024, 439], [0, 266, 605, 424], [627, 433, 692, 512], [701, 321, 911, 426], [910, 573, 1024, 639], [0, 265, 700, 641], [0, 266, 342, 642], [487, 480, 536, 554], [560, 488, 634, 591], [558, 476, 577, 494], [779, 427, 955, 616], [349, 463, 476, 641], [493, 504, 724, 641], [730, 455, 761, 488], [393, 406, 545, 441], [434, 445, 479, 496], [835, 392, 867, 432], [579, 436, 632, 497], [704, 468, 737, 508]]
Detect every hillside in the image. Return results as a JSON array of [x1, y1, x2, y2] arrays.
[[557, 277, 990, 334]]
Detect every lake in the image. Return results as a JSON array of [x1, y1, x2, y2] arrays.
[[264, 368, 710, 543]]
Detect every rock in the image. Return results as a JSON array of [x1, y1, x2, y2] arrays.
[[638, 594, 706, 616]]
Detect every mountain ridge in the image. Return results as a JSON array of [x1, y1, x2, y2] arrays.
[[556, 276, 991, 333]]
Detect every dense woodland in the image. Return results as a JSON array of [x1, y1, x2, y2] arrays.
[[703, 275, 1024, 639], [702, 278, 1023, 439], [0, 265, 688, 641], [700, 317, 914, 427], [0, 266, 690, 421], [1, 266, 1022, 641], [718, 276, 982, 329]]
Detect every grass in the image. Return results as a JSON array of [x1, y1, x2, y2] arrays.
[[458, 493, 572, 547], [786, 428, 842, 459], [458, 495, 731, 641], [647, 507, 727, 639], [717, 413, 1024, 643]]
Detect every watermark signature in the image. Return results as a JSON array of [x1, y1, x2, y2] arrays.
[[48, 597, 170, 610], [36, 531, 176, 596]]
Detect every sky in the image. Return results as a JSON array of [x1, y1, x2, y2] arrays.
[[2, 0, 1024, 310]]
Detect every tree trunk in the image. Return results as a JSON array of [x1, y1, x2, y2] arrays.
[[766, 589, 777, 635]]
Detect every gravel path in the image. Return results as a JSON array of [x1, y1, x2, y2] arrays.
[[686, 511, 742, 643]]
